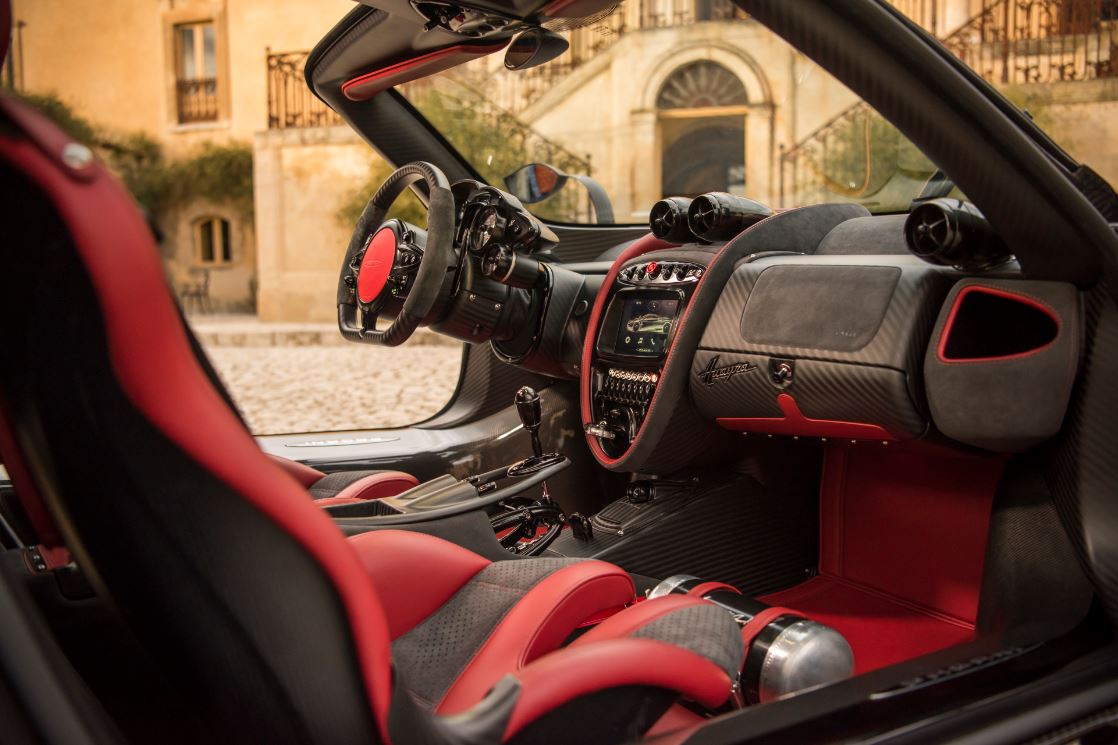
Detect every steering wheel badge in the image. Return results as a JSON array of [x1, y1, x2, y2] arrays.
[[355, 226, 397, 305]]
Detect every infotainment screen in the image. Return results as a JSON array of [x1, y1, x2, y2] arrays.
[[615, 296, 680, 357]]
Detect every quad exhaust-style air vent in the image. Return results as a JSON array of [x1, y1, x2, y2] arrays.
[[904, 198, 1013, 271], [648, 197, 698, 243], [686, 192, 773, 242]]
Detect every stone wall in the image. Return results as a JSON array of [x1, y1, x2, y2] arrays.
[[254, 126, 379, 322], [1002, 79, 1118, 191]]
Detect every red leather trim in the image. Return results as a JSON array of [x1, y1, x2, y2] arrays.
[[357, 227, 396, 304], [342, 42, 507, 101], [437, 560, 635, 714], [687, 581, 741, 598], [348, 530, 490, 639], [314, 471, 419, 507], [569, 594, 713, 648], [0, 102, 395, 738], [740, 606, 797, 650], [503, 639, 732, 740], [716, 393, 896, 440], [267, 455, 325, 488], [816, 442, 1003, 622], [760, 442, 1004, 673], [574, 603, 629, 629], [579, 233, 674, 464], [645, 704, 706, 741], [936, 284, 1061, 363]]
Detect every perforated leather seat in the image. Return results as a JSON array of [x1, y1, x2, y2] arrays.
[[0, 74, 745, 744]]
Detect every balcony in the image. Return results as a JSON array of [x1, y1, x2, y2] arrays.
[[176, 77, 218, 124], [267, 50, 342, 130]]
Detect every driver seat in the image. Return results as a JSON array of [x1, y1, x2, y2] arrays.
[[0, 89, 744, 744]]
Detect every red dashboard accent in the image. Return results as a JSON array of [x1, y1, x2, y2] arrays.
[[342, 43, 508, 101], [936, 284, 1061, 363], [357, 227, 397, 304], [716, 393, 896, 440]]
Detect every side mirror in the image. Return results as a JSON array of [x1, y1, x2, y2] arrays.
[[504, 163, 568, 204], [504, 163, 616, 224], [504, 28, 569, 71]]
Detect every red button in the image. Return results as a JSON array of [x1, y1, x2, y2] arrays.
[[646, 262, 658, 275]]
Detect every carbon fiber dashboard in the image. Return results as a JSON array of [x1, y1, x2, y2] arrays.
[[692, 254, 958, 440]]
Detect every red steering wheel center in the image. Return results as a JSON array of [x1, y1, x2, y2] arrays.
[[357, 227, 397, 304]]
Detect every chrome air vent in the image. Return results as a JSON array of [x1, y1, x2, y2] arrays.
[[686, 192, 772, 241], [649, 197, 697, 243], [904, 199, 1012, 271]]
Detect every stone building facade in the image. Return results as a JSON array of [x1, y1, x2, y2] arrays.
[[6, 0, 1116, 321]]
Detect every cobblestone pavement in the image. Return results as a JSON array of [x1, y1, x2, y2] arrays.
[[205, 345, 463, 435], [193, 316, 463, 435]]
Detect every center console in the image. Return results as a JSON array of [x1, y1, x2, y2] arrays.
[[586, 258, 706, 456]]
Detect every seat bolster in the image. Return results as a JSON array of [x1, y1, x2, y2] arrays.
[[313, 471, 420, 506], [572, 595, 746, 681], [267, 454, 326, 488], [348, 530, 490, 639], [436, 560, 635, 715], [499, 639, 733, 742]]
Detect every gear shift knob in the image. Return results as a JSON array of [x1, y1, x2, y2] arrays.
[[515, 386, 543, 456]]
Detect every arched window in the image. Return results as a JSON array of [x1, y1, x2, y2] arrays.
[[656, 61, 748, 109], [195, 216, 232, 265], [657, 61, 749, 198]]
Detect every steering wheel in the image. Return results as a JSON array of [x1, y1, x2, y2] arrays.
[[337, 161, 455, 346]]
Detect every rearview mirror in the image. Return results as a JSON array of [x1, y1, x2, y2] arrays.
[[504, 28, 569, 71]]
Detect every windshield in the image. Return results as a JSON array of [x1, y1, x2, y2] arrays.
[[401, 0, 958, 224]]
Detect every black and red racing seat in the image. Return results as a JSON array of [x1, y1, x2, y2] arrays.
[[0, 58, 743, 745]]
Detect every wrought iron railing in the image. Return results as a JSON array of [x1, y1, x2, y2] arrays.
[[267, 50, 342, 129], [781, 0, 1118, 207], [264, 51, 591, 178], [176, 77, 218, 123], [941, 0, 1117, 84]]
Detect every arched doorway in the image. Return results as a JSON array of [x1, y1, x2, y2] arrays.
[[657, 61, 748, 198]]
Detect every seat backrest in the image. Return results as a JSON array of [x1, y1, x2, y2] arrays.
[[0, 97, 392, 744]]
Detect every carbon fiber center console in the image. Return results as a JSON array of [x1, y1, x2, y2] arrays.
[[586, 257, 705, 457]]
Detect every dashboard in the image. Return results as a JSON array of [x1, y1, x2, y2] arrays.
[[430, 182, 1076, 473]]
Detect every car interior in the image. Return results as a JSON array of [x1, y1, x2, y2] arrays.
[[3, 0, 1118, 744]]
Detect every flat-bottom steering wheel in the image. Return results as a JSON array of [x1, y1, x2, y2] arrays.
[[337, 161, 455, 346]]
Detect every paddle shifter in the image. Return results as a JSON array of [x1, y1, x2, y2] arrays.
[[515, 386, 544, 457]]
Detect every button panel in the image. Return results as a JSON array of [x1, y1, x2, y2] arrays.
[[601, 367, 659, 406], [618, 261, 704, 286]]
